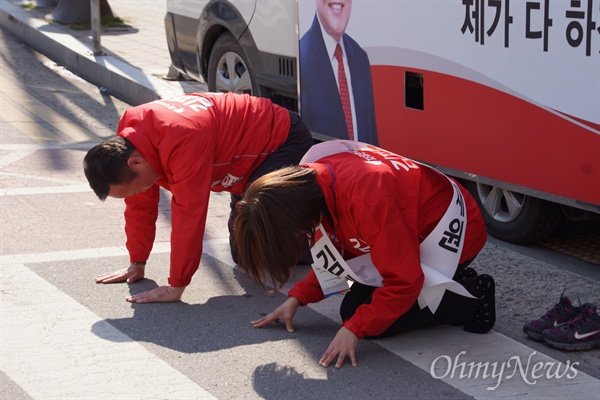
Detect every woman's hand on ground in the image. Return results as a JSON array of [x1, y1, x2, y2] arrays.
[[251, 296, 301, 333], [319, 326, 359, 368]]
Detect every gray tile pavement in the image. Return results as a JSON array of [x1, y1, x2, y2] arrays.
[[0, 0, 207, 106]]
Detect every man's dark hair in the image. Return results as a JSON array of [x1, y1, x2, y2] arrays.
[[83, 136, 137, 200], [234, 166, 324, 291]]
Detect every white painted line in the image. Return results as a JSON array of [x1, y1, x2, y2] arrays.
[[0, 148, 38, 168], [0, 240, 229, 266], [0, 171, 87, 185], [201, 238, 236, 267], [0, 143, 97, 150], [0, 243, 167, 266], [0, 144, 96, 168], [1, 263, 216, 400], [0, 184, 92, 196]]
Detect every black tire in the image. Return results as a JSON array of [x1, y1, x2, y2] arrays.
[[467, 181, 562, 244], [207, 32, 261, 96]]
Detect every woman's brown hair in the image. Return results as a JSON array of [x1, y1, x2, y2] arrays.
[[234, 166, 324, 291]]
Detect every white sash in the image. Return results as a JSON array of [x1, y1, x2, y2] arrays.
[[300, 140, 371, 164], [304, 141, 475, 313]]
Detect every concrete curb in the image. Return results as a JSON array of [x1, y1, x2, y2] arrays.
[[0, 0, 184, 105]]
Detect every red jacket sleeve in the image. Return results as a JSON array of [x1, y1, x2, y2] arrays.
[[124, 184, 160, 263], [288, 268, 325, 305], [163, 134, 214, 287]]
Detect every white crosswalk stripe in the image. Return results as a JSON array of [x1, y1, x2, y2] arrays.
[[3, 244, 599, 399], [1, 262, 215, 400]]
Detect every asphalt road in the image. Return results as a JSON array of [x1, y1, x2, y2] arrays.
[[1, 27, 599, 400]]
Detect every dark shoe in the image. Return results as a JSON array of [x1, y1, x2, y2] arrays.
[[464, 274, 496, 334], [542, 303, 600, 351], [523, 293, 581, 341], [454, 266, 478, 281]]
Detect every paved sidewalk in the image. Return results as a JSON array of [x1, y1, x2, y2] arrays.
[[0, 0, 207, 106]]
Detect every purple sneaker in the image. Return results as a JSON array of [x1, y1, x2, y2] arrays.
[[523, 294, 581, 341], [542, 303, 600, 351]]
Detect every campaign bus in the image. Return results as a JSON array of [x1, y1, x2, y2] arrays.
[[165, 0, 600, 243]]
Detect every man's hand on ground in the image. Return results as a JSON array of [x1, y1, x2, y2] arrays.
[[95, 263, 145, 284], [125, 285, 186, 303]]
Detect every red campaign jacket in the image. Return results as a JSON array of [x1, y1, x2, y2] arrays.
[[117, 92, 290, 287], [288, 148, 487, 338]]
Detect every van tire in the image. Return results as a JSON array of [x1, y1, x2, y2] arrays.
[[207, 32, 261, 96], [467, 181, 562, 244]]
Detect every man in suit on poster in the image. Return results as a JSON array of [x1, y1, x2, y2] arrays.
[[300, 0, 379, 145]]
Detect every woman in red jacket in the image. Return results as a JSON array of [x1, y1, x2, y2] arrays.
[[234, 141, 495, 368]]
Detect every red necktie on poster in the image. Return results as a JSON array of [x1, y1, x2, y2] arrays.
[[334, 44, 354, 141]]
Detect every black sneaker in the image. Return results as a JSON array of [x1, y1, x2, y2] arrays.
[[523, 294, 582, 341], [454, 266, 478, 281], [464, 274, 496, 334], [542, 303, 600, 351]]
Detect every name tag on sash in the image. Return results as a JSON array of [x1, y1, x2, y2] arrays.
[[309, 225, 385, 297]]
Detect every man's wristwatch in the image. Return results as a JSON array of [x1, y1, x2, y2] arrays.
[[131, 261, 146, 266]]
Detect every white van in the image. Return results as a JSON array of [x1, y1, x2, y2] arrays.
[[165, 0, 298, 110]]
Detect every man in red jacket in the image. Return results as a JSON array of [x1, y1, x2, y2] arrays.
[[83, 92, 313, 303], [234, 141, 494, 368]]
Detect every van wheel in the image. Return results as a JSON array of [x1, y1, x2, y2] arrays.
[[207, 32, 260, 95], [467, 181, 562, 244]]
